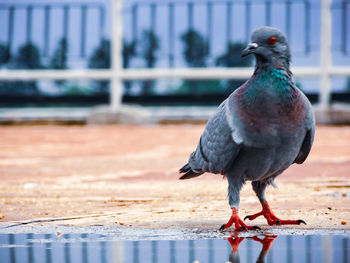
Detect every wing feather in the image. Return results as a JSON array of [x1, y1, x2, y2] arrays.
[[293, 127, 314, 164], [181, 99, 242, 176], [293, 93, 315, 164]]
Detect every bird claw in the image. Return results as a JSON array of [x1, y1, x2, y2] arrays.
[[245, 201, 307, 226], [298, 219, 306, 225], [240, 226, 248, 231]]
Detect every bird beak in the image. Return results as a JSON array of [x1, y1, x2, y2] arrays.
[[241, 42, 258, 57]]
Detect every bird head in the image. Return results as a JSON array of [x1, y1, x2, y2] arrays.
[[241, 27, 290, 69]]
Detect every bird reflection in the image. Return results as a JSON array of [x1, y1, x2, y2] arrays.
[[227, 235, 278, 263]]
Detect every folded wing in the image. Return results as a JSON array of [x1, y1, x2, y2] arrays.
[[180, 100, 242, 179]]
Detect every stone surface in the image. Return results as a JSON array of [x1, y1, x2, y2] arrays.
[[0, 125, 349, 230]]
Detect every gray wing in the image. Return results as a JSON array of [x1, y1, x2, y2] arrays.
[[294, 126, 315, 164], [294, 94, 315, 164], [181, 99, 242, 177]]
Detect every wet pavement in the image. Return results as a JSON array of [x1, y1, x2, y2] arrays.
[[0, 226, 349, 263]]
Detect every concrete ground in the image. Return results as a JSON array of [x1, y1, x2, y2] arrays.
[[0, 125, 349, 231]]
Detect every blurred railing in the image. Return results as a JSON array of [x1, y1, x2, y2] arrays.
[[126, 0, 313, 67], [0, 0, 350, 110], [0, 3, 106, 59], [0, 233, 349, 263]]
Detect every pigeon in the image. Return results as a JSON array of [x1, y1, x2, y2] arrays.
[[179, 26, 315, 231]]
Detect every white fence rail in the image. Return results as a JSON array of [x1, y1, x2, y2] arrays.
[[1, 67, 350, 81], [0, 0, 350, 111]]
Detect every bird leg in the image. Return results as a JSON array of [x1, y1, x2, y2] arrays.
[[220, 207, 261, 231], [227, 236, 245, 254], [244, 200, 306, 225], [249, 235, 277, 261]]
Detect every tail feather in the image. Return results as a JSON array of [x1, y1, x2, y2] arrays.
[[179, 163, 203, 180], [179, 163, 191, 173]]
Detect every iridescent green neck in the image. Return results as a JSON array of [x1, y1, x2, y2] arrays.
[[254, 67, 291, 88], [266, 67, 290, 87], [244, 67, 293, 100]]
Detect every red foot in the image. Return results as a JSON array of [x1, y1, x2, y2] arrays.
[[249, 235, 277, 254], [244, 201, 306, 226], [220, 207, 261, 231], [227, 237, 245, 254]]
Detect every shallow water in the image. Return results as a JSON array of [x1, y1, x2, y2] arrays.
[[0, 233, 349, 263]]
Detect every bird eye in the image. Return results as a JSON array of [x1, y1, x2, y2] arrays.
[[268, 36, 277, 45]]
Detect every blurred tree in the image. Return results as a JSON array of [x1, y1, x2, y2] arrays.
[[123, 40, 136, 94], [216, 42, 252, 92], [180, 29, 218, 94], [123, 40, 136, 68], [50, 38, 68, 69], [0, 42, 42, 95], [50, 38, 69, 92], [181, 29, 208, 67], [0, 43, 11, 66], [88, 39, 111, 94], [140, 30, 159, 95], [89, 39, 111, 69], [14, 42, 42, 69]]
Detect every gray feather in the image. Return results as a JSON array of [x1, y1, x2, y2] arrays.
[[179, 99, 242, 178]]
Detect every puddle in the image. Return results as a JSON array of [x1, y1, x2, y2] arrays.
[[0, 232, 349, 263]]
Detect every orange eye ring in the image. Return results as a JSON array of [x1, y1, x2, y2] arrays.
[[268, 36, 277, 45]]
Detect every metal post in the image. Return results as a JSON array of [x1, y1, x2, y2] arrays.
[[168, 3, 174, 67], [304, 1, 311, 54], [226, 2, 232, 45], [111, 0, 123, 112], [26, 6, 32, 44], [245, 1, 251, 42], [265, 1, 271, 26], [44, 6, 50, 57], [319, 0, 332, 108], [132, 4, 138, 44], [63, 5, 69, 40], [151, 4, 156, 31], [285, 1, 291, 41], [8, 6, 14, 54], [188, 2, 193, 30], [207, 2, 212, 54], [80, 5, 87, 58], [100, 7, 105, 42], [341, 0, 347, 54]]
